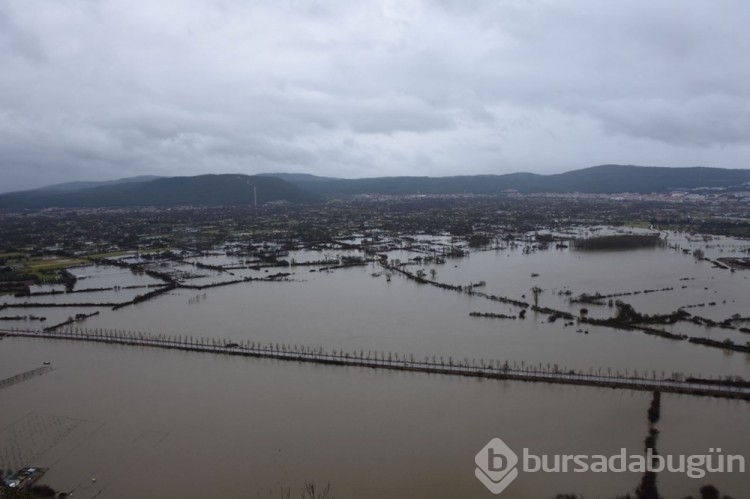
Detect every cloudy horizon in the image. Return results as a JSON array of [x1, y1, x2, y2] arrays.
[[1, 0, 749, 192]]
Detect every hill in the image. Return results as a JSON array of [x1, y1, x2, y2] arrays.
[[537, 164, 750, 193], [257, 173, 338, 183], [0, 174, 321, 209], [290, 165, 750, 196], [3, 165, 749, 209], [35, 175, 163, 193]]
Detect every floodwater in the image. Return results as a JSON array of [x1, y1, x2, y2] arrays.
[[0, 338, 748, 499], [1, 229, 749, 497], [62, 238, 750, 379]]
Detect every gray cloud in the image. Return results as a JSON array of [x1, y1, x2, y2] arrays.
[[1, 0, 749, 192]]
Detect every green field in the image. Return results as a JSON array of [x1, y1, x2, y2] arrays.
[[22, 257, 88, 279]]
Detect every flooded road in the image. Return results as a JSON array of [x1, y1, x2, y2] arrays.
[[1, 338, 748, 499], [2, 230, 749, 497], [62, 241, 750, 379]]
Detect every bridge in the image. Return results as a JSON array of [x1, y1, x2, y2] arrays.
[[2, 328, 748, 400]]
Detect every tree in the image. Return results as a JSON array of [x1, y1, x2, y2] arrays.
[[302, 481, 339, 499], [635, 472, 660, 499], [698, 485, 724, 499]]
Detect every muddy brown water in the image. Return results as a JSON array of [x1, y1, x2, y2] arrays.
[[2, 234, 749, 497]]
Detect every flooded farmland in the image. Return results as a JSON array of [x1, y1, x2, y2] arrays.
[[1, 338, 748, 499], [2, 227, 749, 497]]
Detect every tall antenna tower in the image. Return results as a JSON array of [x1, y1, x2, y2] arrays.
[[246, 179, 258, 207]]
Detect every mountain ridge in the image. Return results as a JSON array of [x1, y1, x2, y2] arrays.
[[287, 164, 750, 196], [0, 174, 321, 209], [34, 175, 163, 193], [1, 165, 749, 209]]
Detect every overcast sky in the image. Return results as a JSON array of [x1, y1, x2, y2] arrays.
[[1, 0, 749, 191]]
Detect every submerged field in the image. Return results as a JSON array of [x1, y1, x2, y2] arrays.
[[1, 338, 748, 499], [1, 227, 749, 497]]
